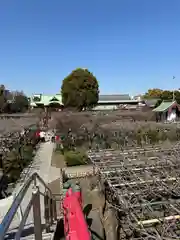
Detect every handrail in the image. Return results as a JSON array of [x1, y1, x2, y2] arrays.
[[15, 195, 35, 240], [0, 172, 57, 240]]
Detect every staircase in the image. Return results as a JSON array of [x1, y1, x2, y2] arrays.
[[15, 232, 54, 240], [0, 169, 105, 240], [0, 173, 61, 240]]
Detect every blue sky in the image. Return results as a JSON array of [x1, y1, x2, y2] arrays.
[[0, 0, 180, 96]]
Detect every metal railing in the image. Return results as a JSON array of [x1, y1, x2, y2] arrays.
[[0, 172, 57, 240]]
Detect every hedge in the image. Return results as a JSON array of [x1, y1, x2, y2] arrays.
[[64, 150, 88, 167]]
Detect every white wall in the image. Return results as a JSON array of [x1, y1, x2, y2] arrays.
[[93, 105, 118, 110]]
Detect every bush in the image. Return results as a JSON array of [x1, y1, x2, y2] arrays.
[[64, 150, 88, 166], [4, 144, 35, 183], [2, 128, 41, 184], [54, 111, 180, 149]]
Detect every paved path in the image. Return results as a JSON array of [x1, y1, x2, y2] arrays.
[[9, 141, 55, 230]]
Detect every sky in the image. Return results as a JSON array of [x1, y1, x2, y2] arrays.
[[0, 0, 180, 96]]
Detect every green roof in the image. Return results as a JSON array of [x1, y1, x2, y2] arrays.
[[30, 93, 138, 106], [99, 94, 131, 101], [38, 95, 53, 105], [153, 101, 175, 112], [31, 94, 62, 106]]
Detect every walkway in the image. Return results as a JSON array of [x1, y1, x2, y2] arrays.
[[9, 141, 55, 230]]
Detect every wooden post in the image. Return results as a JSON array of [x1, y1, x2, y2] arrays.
[[32, 187, 42, 240]]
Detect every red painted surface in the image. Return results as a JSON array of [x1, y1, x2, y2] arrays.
[[55, 135, 60, 141], [62, 188, 90, 240], [73, 191, 82, 206], [35, 130, 40, 138]]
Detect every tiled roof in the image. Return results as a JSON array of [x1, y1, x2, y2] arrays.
[[38, 95, 52, 105], [31, 94, 62, 106], [99, 94, 131, 101], [153, 101, 175, 112], [49, 94, 62, 102], [31, 93, 136, 106]]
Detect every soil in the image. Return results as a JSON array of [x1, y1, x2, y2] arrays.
[[51, 151, 66, 168]]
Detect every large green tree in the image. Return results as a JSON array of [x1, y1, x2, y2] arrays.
[[144, 88, 180, 107], [61, 68, 99, 111], [0, 85, 7, 112], [144, 88, 163, 99]]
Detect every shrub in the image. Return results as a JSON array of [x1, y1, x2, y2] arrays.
[[21, 145, 34, 165], [54, 111, 180, 149], [64, 150, 88, 166], [3, 144, 35, 183]]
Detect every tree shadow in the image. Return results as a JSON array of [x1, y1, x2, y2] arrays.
[[84, 204, 106, 240], [91, 229, 105, 240], [84, 204, 93, 228], [83, 203, 92, 217], [53, 218, 64, 240]]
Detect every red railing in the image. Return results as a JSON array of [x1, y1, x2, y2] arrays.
[[62, 187, 90, 240]]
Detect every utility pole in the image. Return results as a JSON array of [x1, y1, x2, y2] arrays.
[[173, 76, 175, 101]]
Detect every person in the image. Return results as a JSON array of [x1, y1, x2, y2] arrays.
[[39, 131, 46, 142], [55, 135, 60, 142], [35, 130, 40, 140]]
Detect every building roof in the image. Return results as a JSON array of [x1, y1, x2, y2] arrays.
[[99, 94, 131, 101], [31, 94, 62, 106], [30, 93, 138, 106], [153, 101, 177, 112], [98, 100, 138, 104]]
